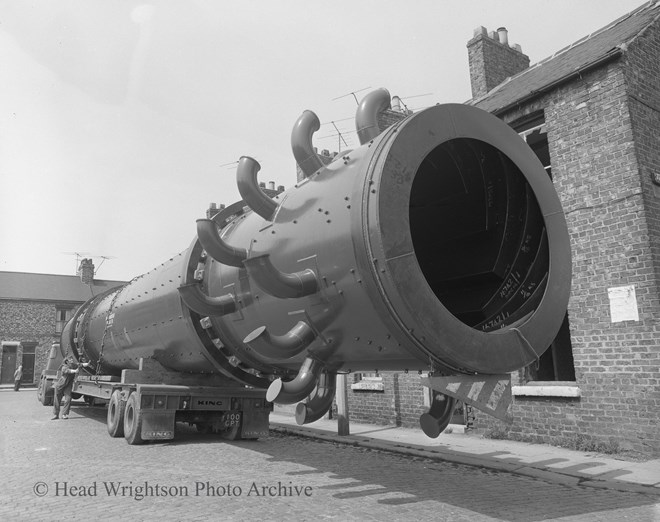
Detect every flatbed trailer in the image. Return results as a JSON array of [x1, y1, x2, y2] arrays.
[[70, 358, 271, 445]]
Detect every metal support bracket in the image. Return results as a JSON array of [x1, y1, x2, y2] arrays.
[[420, 373, 513, 422]]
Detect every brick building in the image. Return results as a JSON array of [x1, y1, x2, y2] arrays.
[[342, 2, 660, 456], [0, 260, 125, 387]]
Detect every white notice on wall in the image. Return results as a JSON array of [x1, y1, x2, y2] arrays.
[[607, 284, 639, 323]]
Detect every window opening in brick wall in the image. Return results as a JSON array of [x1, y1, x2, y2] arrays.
[[514, 113, 576, 387], [351, 372, 384, 391], [516, 112, 552, 178], [55, 307, 74, 335], [524, 313, 576, 382]]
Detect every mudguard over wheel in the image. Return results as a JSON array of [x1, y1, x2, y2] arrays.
[[107, 390, 126, 438], [123, 393, 144, 445]]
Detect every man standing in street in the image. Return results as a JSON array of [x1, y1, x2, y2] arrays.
[[13, 365, 23, 391], [52, 358, 78, 420]]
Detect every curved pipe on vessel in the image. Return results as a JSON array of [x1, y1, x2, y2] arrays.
[[295, 370, 337, 425], [419, 393, 457, 438], [236, 156, 278, 221], [243, 321, 317, 360], [196, 219, 247, 268], [355, 87, 391, 144], [243, 254, 319, 298], [266, 357, 324, 404], [291, 110, 324, 178], [178, 283, 237, 317]]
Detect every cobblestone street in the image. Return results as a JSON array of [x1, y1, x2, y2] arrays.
[[1, 389, 658, 521]]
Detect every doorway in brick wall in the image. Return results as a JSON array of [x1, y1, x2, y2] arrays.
[[21, 342, 37, 384], [1, 344, 18, 384]]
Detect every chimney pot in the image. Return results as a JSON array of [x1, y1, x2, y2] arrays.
[[268, 181, 275, 190], [497, 27, 509, 46]]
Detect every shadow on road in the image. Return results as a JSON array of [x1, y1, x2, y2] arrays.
[[64, 401, 659, 521]]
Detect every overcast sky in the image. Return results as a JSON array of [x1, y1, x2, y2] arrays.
[[0, 0, 648, 281]]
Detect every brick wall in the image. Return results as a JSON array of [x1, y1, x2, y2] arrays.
[[626, 16, 660, 298], [0, 300, 61, 384], [345, 372, 429, 428], [472, 42, 660, 455]]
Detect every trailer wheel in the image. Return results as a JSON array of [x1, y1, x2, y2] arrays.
[[123, 393, 144, 445], [107, 390, 125, 438], [37, 379, 53, 406]]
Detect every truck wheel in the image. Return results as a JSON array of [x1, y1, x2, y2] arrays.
[[38, 381, 53, 406], [107, 390, 125, 438], [123, 393, 144, 445]]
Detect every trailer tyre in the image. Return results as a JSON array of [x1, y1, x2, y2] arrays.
[[107, 390, 125, 438], [38, 379, 53, 406], [123, 393, 144, 445]]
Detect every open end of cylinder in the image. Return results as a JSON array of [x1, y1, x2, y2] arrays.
[[409, 138, 548, 331], [371, 104, 571, 373]]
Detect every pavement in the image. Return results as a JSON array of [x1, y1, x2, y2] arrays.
[[270, 407, 660, 496]]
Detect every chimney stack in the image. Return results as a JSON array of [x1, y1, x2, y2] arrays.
[[78, 258, 95, 285], [467, 26, 530, 99]]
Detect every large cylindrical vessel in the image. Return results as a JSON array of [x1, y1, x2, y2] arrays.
[[61, 89, 571, 415]]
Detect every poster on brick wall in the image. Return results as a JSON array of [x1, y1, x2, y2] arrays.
[[607, 284, 639, 323]]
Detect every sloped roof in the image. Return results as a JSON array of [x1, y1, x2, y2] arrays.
[[0, 271, 126, 303], [471, 1, 660, 114]]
